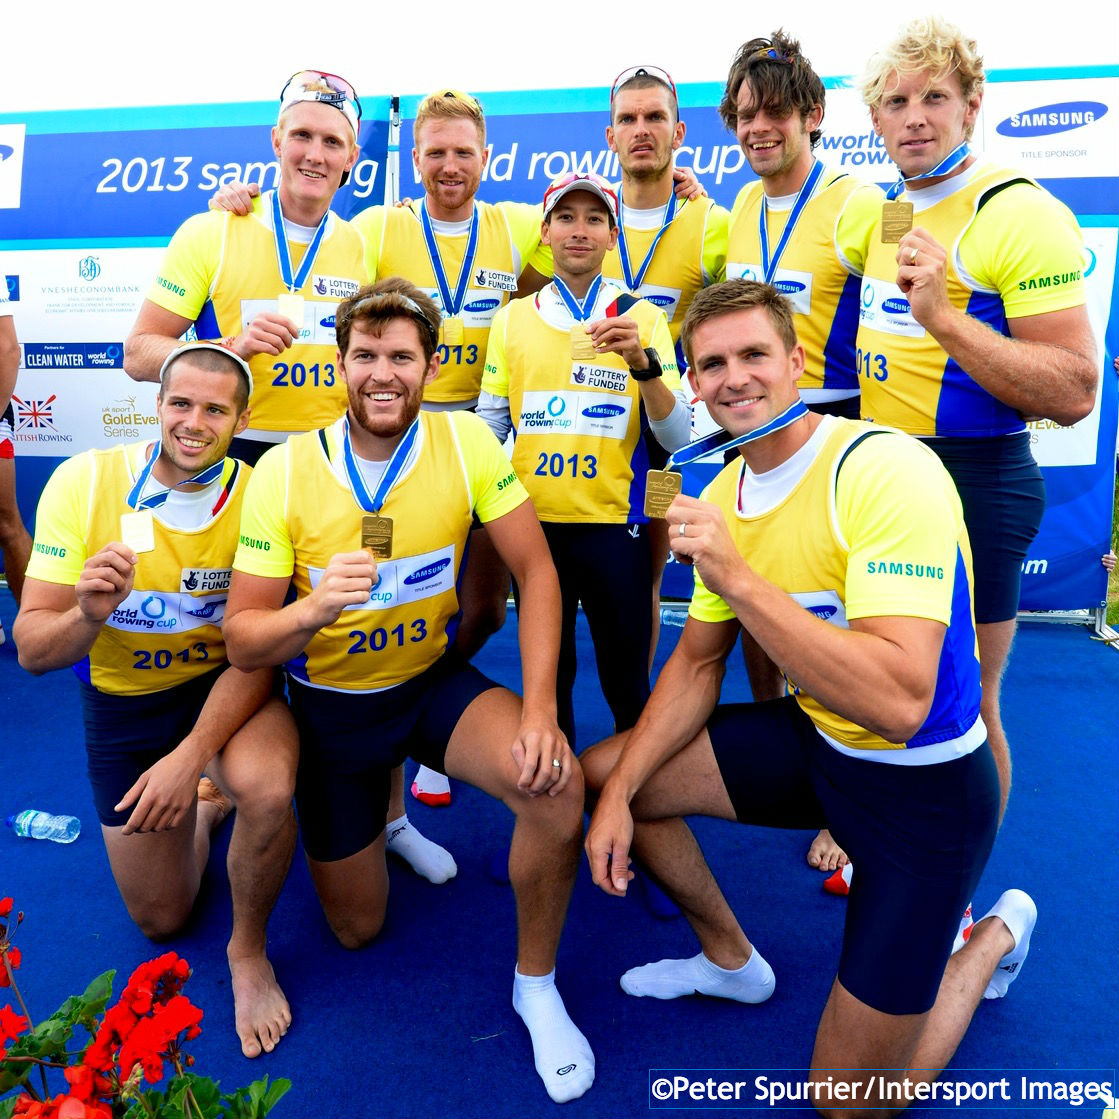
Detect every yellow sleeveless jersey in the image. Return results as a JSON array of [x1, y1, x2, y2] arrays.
[[691, 420, 982, 755], [601, 196, 728, 344], [481, 285, 680, 523], [233, 411, 527, 692], [148, 193, 366, 432], [354, 200, 542, 404], [856, 160, 1087, 436], [25, 442, 246, 695], [728, 169, 881, 395]]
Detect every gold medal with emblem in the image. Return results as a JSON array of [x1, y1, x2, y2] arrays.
[[880, 201, 914, 243], [361, 515, 393, 560], [644, 469, 683, 519]]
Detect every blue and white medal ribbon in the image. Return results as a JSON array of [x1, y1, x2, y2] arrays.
[[885, 142, 971, 200], [617, 189, 677, 291], [760, 159, 825, 283], [340, 416, 420, 513], [552, 274, 604, 322], [125, 442, 227, 510], [667, 398, 810, 469], [420, 201, 480, 318], [271, 190, 330, 292]]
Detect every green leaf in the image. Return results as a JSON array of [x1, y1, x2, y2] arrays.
[[220, 1075, 292, 1119]]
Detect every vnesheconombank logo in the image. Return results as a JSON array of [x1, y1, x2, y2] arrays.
[[997, 102, 1107, 137]]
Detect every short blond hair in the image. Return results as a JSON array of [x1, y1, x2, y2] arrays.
[[414, 88, 486, 146], [860, 16, 985, 110]]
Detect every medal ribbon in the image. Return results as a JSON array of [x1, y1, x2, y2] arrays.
[[617, 189, 678, 291], [126, 442, 229, 510], [341, 416, 420, 513], [420, 201, 480, 318], [760, 159, 825, 283], [666, 398, 810, 469], [271, 189, 330, 293], [885, 142, 971, 200], [552, 274, 604, 323]]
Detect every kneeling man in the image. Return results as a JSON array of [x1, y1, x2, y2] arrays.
[[15, 343, 298, 1059], [223, 278, 593, 1103], [583, 279, 1035, 1117]]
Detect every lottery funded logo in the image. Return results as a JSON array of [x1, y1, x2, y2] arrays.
[[180, 567, 233, 594], [570, 363, 628, 393]]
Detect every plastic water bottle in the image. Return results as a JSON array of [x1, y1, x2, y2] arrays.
[[659, 606, 688, 628], [5, 810, 81, 843]]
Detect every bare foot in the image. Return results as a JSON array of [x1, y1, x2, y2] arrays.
[[806, 828, 847, 872], [228, 952, 291, 1058], [197, 776, 234, 832]]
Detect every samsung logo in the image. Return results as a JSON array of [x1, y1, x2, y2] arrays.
[[464, 297, 500, 313], [644, 294, 675, 308], [997, 102, 1106, 138], [0, 145, 14, 162], [807, 604, 837, 620], [320, 315, 336, 328], [774, 280, 807, 295], [404, 558, 451, 585], [882, 297, 911, 315], [582, 403, 625, 419]]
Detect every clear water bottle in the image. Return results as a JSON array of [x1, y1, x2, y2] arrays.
[[659, 606, 688, 628], [5, 810, 81, 843]]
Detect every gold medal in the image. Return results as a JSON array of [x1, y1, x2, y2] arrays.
[[570, 325, 596, 361], [644, 469, 683, 519], [880, 201, 914, 243], [441, 316, 464, 345], [120, 510, 155, 554], [276, 292, 304, 326], [361, 515, 393, 560]]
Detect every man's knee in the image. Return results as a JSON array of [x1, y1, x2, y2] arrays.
[[579, 736, 626, 798], [125, 895, 194, 942], [324, 902, 387, 950]]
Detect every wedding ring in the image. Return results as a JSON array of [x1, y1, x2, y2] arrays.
[[679, 522, 687, 537], [909, 246, 919, 264], [551, 758, 562, 768]]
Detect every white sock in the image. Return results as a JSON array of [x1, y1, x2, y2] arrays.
[[620, 946, 775, 1003], [512, 968, 595, 1103], [384, 815, 457, 884], [411, 765, 451, 801], [981, 889, 1037, 999]]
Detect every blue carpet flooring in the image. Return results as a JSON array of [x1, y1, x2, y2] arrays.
[[1, 587, 1116, 1118]]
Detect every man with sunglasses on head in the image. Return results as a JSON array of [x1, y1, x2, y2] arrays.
[[602, 65, 728, 670], [722, 32, 883, 879], [224, 278, 594, 1105], [14, 343, 299, 1061], [479, 173, 689, 751], [123, 70, 455, 889]]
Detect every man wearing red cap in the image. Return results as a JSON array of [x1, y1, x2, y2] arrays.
[[479, 173, 689, 747]]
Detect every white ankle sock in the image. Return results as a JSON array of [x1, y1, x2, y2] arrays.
[[620, 946, 775, 1003], [512, 968, 595, 1103], [385, 815, 457, 884], [981, 889, 1037, 999]]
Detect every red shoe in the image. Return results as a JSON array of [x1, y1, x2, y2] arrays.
[[410, 780, 451, 807], [823, 863, 853, 897]]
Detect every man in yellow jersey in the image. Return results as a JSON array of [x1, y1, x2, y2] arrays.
[[604, 65, 728, 363], [13, 343, 299, 1061], [857, 18, 1097, 829], [583, 280, 1035, 1116], [479, 173, 689, 748], [124, 70, 452, 879], [223, 278, 593, 1105], [123, 70, 366, 467], [721, 31, 885, 877], [602, 65, 728, 675]]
